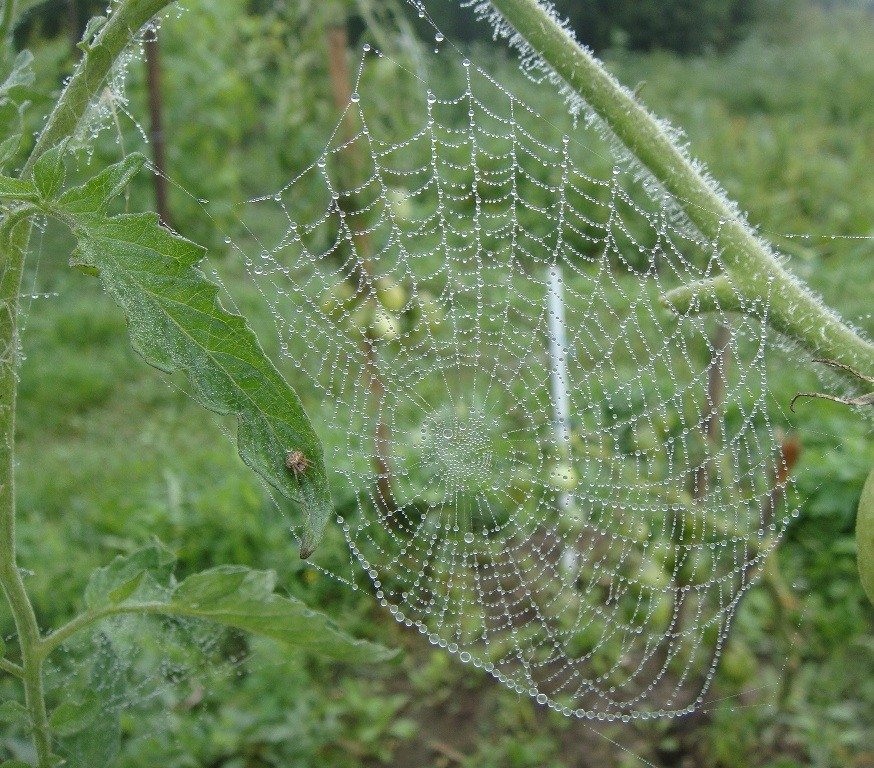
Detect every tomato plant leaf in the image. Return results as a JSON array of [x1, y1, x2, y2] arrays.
[[55, 635, 123, 768], [32, 143, 65, 200], [0, 700, 29, 725], [0, 50, 34, 100], [56, 153, 146, 213], [84, 541, 175, 609], [0, 174, 38, 199], [63, 210, 332, 555], [49, 695, 102, 737], [153, 565, 397, 663]]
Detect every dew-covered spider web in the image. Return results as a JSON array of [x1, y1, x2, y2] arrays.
[[217, 32, 798, 721]]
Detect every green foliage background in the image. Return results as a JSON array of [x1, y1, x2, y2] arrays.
[[1, 1, 872, 766]]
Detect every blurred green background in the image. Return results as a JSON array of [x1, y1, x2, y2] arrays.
[[2, 0, 873, 766]]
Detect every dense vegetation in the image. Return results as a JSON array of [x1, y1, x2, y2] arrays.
[[0, 1, 871, 766]]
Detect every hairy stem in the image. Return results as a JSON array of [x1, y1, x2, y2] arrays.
[[0, 655, 22, 676], [41, 601, 168, 658], [487, 0, 874, 378], [0, 1, 175, 763], [0, 215, 52, 765], [25, 0, 174, 173]]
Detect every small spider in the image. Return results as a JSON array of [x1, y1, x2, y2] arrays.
[[285, 450, 312, 481]]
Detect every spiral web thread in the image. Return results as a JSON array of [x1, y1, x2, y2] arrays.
[[226, 43, 795, 721]]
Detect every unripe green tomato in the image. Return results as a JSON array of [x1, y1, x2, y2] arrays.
[[376, 277, 408, 312], [349, 298, 376, 334], [369, 309, 400, 341], [549, 462, 579, 491], [418, 291, 444, 331], [321, 282, 356, 319], [634, 425, 659, 452], [857, 465, 874, 605], [387, 188, 413, 220]]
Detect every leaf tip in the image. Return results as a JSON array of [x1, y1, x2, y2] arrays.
[[299, 535, 316, 560]]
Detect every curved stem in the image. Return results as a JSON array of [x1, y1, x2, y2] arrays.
[[25, 0, 174, 172], [0, 2, 176, 764], [486, 0, 874, 378], [0, 217, 52, 765], [0, 656, 23, 677], [41, 601, 168, 659]]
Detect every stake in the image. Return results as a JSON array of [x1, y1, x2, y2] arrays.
[[324, 19, 397, 515]]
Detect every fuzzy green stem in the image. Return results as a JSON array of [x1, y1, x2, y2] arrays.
[[0, 655, 23, 677], [25, 0, 174, 173], [0, 215, 52, 766], [0, 1, 175, 763], [487, 0, 874, 378], [661, 276, 749, 317], [41, 601, 169, 658]]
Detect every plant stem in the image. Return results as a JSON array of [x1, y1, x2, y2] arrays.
[[0, 215, 52, 765], [25, 0, 175, 173], [0, 655, 23, 677], [41, 601, 167, 658], [486, 0, 874, 378], [0, 1, 175, 763]]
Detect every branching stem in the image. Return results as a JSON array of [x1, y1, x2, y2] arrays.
[[487, 0, 874, 379], [0, 655, 23, 677], [0, 1, 175, 764]]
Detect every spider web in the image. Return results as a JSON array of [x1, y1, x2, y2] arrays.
[[221, 39, 796, 721]]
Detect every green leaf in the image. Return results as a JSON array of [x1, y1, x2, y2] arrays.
[[857, 465, 874, 606], [77, 15, 108, 51], [56, 153, 146, 213], [84, 541, 175, 609], [49, 695, 101, 737], [55, 635, 123, 768], [0, 700, 28, 725], [0, 760, 34, 767], [155, 565, 397, 663], [0, 174, 38, 200], [64, 211, 332, 555], [0, 50, 34, 100], [32, 144, 65, 200], [0, 135, 21, 167]]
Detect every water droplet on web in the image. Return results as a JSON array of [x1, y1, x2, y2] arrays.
[[216, 43, 792, 722]]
